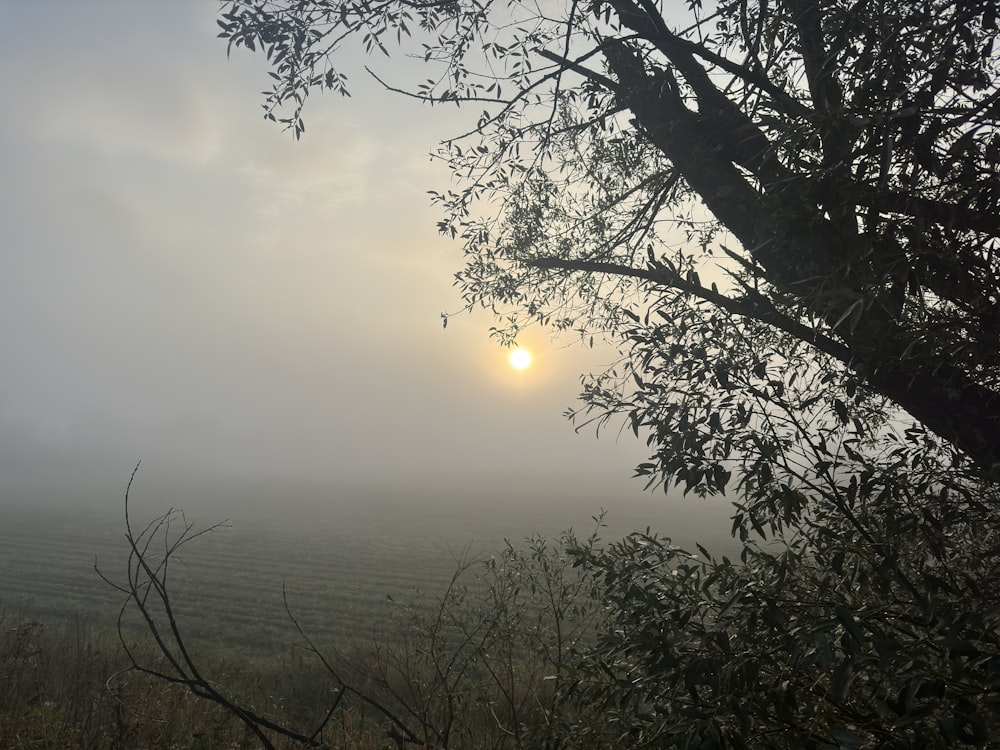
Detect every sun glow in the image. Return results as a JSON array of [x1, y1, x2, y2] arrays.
[[508, 348, 532, 370]]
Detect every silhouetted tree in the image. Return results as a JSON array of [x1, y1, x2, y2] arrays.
[[120, 1, 1000, 745], [218, 0, 999, 478]]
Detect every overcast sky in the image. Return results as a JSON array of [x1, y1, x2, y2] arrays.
[[0, 1, 733, 537]]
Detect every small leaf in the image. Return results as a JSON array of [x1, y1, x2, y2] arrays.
[[834, 399, 849, 424], [830, 729, 865, 748], [835, 605, 864, 644], [832, 298, 864, 331]]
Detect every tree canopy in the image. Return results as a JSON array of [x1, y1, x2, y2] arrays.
[[218, 0, 999, 478], [202, 0, 1000, 745]]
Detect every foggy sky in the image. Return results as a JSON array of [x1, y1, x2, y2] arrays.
[[0, 1, 732, 535]]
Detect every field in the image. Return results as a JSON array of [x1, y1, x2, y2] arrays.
[[0, 488, 737, 747], [0, 488, 736, 650]]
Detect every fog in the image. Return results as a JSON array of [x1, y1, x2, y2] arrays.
[[0, 1, 733, 544]]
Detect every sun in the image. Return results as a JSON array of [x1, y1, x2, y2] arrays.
[[508, 348, 532, 370]]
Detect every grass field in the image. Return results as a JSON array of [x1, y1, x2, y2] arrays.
[[0, 489, 736, 648], [0, 609, 405, 749], [0, 499, 496, 749], [0, 488, 737, 747]]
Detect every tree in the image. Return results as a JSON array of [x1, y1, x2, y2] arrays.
[[217, 0, 999, 478], [122, 1, 1000, 746]]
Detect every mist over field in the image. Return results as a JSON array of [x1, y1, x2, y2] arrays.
[[0, 0, 738, 644], [0, 0, 652, 497], [0, 9, 733, 737], [1, 479, 736, 652]]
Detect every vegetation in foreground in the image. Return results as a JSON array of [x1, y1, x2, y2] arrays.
[[0, 612, 309, 750], [109, 476, 1000, 749], [11, 471, 1000, 750], [3, 522, 618, 750]]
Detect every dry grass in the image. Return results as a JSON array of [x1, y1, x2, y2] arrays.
[[1, 527, 614, 749], [0, 610, 608, 750], [0, 612, 396, 750]]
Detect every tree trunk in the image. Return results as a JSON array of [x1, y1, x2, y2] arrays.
[[602, 39, 1000, 475]]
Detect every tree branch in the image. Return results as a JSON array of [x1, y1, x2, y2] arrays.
[[525, 255, 854, 365], [604, 0, 792, 187], [536, 48, 619, 91], [862, 190, 1000, 237]]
